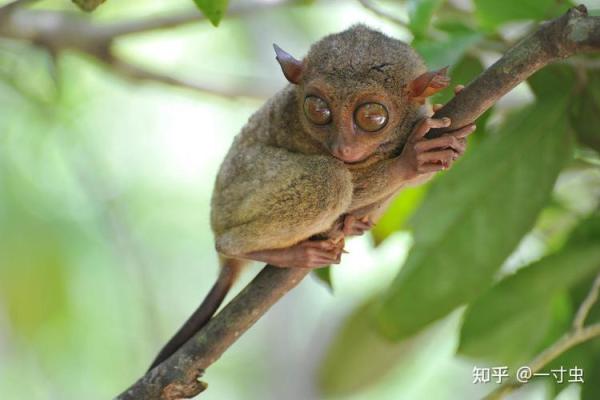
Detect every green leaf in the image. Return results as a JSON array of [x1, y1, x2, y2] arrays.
[[474, 0, 572, 30], [375, 94, 573, 340], [312, 266, 333, 290], [528, 64, 576, 99], [545, 337, 600, 397], [408, 0, 445, 38], [582, 358, 600, 400], [458, 245, 600, 368], [569, 70, 600, 152], [414, 31, 482, 70], [371, 186, 426, 245], [318, 300, 424, 396], [72, 0, 106, 12], [193, 0, 229, 27]]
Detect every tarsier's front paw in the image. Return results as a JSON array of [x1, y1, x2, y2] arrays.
[[401, 116, 476, 175], [342, 214, 375, 236]]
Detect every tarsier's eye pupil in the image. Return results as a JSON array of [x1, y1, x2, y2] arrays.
[[304, 96, 332, 125], [355, 103, 388, 132]]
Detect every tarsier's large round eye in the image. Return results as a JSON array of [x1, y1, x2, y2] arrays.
[[304, 96, 332, 125], [354, 103, 388, 132]]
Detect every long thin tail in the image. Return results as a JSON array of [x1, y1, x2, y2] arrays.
[[148, 258, 244, 371]]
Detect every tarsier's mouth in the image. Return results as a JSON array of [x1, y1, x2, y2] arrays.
[[332, 153, 370, 165]]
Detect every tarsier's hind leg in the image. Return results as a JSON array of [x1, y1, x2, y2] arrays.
[[211, 146, 353, 268]]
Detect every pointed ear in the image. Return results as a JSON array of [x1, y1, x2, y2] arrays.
[[408, 67, 450, 103], [273, 43, 304, 84]]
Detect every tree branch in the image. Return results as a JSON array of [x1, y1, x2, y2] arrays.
[[0, 0, 293, 98], [485, 268, 600, 400], [117, 266, 310, 400], [115, 5, 600, 399], [573, 270, 600, 330], [427, 4, 600, 138], [100, 0, 292, 38]]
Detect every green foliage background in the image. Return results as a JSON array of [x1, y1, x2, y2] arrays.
[[1, 0, 600, 399]]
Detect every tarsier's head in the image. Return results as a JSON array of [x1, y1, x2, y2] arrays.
[[274, 25, 449, 164]]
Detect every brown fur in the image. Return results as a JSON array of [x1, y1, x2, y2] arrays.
[[150, 25, 452, 371], [211, 25, 432, 256]]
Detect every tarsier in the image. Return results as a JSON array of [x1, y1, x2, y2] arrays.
[[149, 25, 475, 370]]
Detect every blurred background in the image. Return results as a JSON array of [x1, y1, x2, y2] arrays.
[[1, 0, 600, 399]]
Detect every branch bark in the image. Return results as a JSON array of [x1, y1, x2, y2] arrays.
[[115, 5, 600, 400]]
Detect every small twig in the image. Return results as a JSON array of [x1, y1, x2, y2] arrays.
[[485, 269, 600, 400], [573, 270, 600, 330], [100, 0, 294, 38], [357, 0, 409, 28], [107, 56, 274, 99], [0, 0, 289, 98]]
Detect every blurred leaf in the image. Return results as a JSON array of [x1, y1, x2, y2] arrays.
[[375, 89, 573, 340], [458, 244, 600, 368], [313, 266, 333, 290], [72, 0, 106, 12], [569, 70, 600, 152], [545, 337, 600, 397], [0, 224, 70, 339], [408, 0, 444, 38], [567, 214, 600, 327], [318, 300, 423, 396], [414, 31, 482, 70], [193, 0, 229, 26], [567, 213, 600, 246], [528, 64, 576, 99], [582, 359, 600, 400], [371, 186, 426, 245], [474, 0, 572, 29]]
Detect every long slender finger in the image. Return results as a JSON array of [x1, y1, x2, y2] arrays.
[[417, 149, 456, 164], [360, 216, 375, 227], [304, 240, 338, 250], [354, 221, 372, 230], [313, 254, 339, 265], [411, 117, 452, 140], [432, 103, 443, 112], [417, 163, 447, 173], [415, 135, 464, 153], [447, 124, 476, 139]]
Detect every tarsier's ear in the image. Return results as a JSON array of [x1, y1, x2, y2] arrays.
[[273, 43, 304, 84], [408, 66, 450, 104]]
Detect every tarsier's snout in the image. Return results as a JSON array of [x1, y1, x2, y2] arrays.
[[330, 143, 369, 164]]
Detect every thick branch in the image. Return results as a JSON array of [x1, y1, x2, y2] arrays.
[[116, 6, 600, 399], [428, 4, 600, 138], [117, 266, 310, 400]]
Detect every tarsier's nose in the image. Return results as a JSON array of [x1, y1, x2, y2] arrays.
[[331, 145, 366, 164]]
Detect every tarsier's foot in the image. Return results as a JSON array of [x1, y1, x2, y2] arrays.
[[246, 238, 343, 269], [342, 214, 375, 236]]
